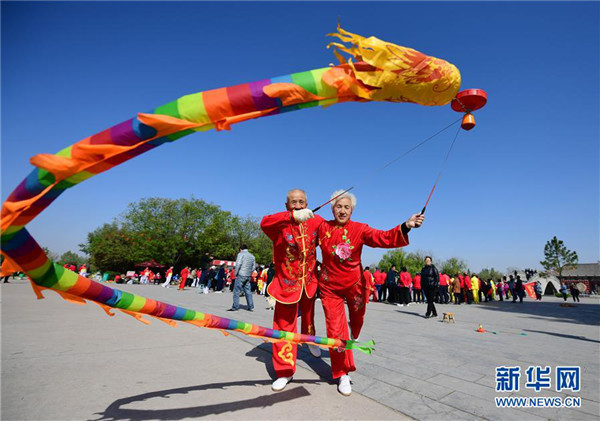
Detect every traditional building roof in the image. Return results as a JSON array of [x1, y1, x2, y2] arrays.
[[560, 263, 600, 278]]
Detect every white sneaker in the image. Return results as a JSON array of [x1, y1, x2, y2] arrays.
[[338, 374, 352, 396], [271, 376, 292, 392], [308, 344, 321, 358], [396, 303, 404, 307]]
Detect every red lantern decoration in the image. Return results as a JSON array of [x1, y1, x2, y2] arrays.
[[451, 89, 488, 131]]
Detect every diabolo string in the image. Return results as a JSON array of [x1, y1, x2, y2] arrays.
[[313, 116, 463, 213]]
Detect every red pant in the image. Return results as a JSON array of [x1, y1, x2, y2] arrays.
[[272, 292, 316, 378], [320, 280, 367, 379], [178, 276, 187, 290]]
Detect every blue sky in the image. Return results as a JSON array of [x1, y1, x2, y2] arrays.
[[2, 1, 598, 272]]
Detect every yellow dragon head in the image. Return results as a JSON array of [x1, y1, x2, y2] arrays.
[[327, 25, 461, 106]]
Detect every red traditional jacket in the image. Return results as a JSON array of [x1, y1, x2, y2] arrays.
[[364, 269, 375, 290], [399, 271, 412, 287], [439, 273, 448, 286], [318, 220, 409, 291], [412, 273, 421, 289], [261, 211, 324, 304]]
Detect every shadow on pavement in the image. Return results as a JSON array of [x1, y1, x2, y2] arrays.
[[245, 342, 335, 384], [464, 299, 600, 327], [523, 329, 600, 344], [92, 380, 317, 421], [394, 310, 427, 319]]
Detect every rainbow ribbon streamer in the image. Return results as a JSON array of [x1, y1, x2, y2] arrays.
[[1, 27, 461, 354]]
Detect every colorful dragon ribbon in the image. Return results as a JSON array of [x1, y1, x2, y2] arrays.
[[1, 27, 461, 353]]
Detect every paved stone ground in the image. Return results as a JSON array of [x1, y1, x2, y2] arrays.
[[2, 278, 599, 420]]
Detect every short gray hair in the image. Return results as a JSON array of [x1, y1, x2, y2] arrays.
[[330, 189, 357, 209], [286, 189, 307, 202]]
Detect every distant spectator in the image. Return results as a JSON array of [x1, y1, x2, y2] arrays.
[[178, 267, 190, 290], [438, 272, 450, 304], [420, 256, 439, 318], [374, 268, 386, 301], [162, 266, 173, 288], [412, 272, 423, 303], [386, 265, 398, 304], [215, 264, 226, 292], [508, 275, 516, 302], [560, 282, 568, 301], [534, 280, 543, 301], [228, 245, 255, 312], [464, 273, 473, 304], [397, 267, 412, 307], [514, 275, 524, 303], [569, 284, 580, 302], [452, 274, 462, 305]]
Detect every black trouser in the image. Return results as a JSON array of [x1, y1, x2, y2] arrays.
[[380, 284, 388, 301], [466, 290, 474, 304], [387, 283, 397, 303], [516, 289, 523, 303], [572, 291, 580, 302], [399, 286, 410, 305], [413, 288, 422, 302], [199, 270, 209, 287], [439, 285, 449, 304], [453, 290, 461, 304], [424, 285, 437, 316]]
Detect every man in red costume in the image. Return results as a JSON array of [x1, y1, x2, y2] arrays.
[[162, 266, 173, 288], [317, 190, 424, 396], [412, 272, 422, 303], [261, 189, 324, 392], [397, 267, 412, 306], [373, 268, 386, 301], [464, 273, 473, 304], [178, 267, 189, 290], [363, 267, 376, 303]]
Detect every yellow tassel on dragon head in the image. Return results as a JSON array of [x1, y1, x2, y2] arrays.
[[326, 25, 462, 106]]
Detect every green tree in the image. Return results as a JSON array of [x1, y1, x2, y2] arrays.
[[378, 249, 428, 274], [81, 197, 273, 272], [42, 246, 59, 262], [440, 257, 469, 275], [540, 236, 578, 278], [81, 222, 137, 273], [477, 267, 503, 281], [58, 250, 87, 268]]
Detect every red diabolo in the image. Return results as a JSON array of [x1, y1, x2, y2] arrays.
[[451, 89, 488, 131]]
